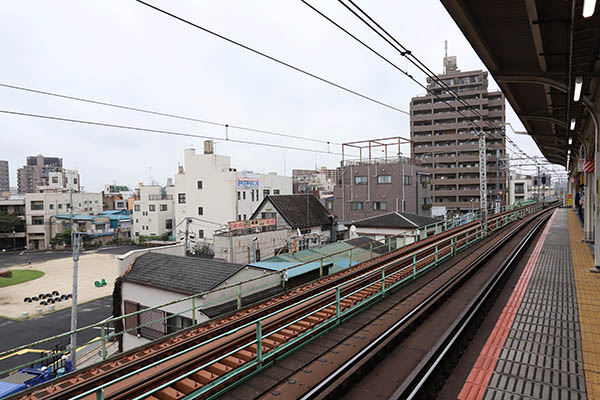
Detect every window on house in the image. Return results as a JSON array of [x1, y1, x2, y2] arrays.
[[31, 201, 43, 210], [160, 204, 167, 211], [58, 204, 62, 209], [31, 216, 44, 225], [243, 214, 247, 220], [403, 176, 412, 185], [197, 180, 203, 189], [165, 219, 172, 229], [134, 205, 140, 211], [351, 202, 364, 210], [273, 189, 280, 195], [238, 215, 241, 221], [243, 192, 246, 200], [178, 193, 186, 204], [373, 201, 387, 210], [237, 191, 241, 200], [377, 175, 392, 184], [135, 219, 138, 223], [74, 178, 78, 184], [198, 229, 204, 239], [149, 204, 156, 212], [251, 191, 254, 202], [49, 204, 54, 210], [166, 313, 193, 335], [354, 176, 368, 184], [198, 207, 203, 215], [51, 177, 58, 183], [263, 189, 270, 198]]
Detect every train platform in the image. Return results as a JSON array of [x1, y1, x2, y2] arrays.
[[458, 208, 600, 400]]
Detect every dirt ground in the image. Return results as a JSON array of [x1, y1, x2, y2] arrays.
[[0, 253, 117, 319]]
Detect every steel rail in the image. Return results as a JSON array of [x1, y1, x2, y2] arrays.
[[297, 206, 554, 400], [396, 208, 555, 399]]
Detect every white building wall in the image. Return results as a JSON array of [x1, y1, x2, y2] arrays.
[[25, 191, 102, 250], [132, 185, 175, 240], [117, 243, 186, 276], [213, 229, 289, 264], [174, 148, 237, 241], [236, 172, 292, 221], [509, 178, 532, 205]]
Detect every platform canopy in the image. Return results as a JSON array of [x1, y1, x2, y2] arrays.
[[441, 0, 600, 167]]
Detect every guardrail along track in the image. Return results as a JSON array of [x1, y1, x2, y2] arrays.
[[259, 206, 556, 400], [14, 204, 544, 400]]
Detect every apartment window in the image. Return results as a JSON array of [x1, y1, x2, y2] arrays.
[[136, 219, 138, 223], [377, 175, 392, 184], [351, 202, 364, 210], [251, 191, 255, 202], [373, 201, 387, 211], [274, 189, 280, 195], [178, 193, 186, 204], [238, 215, 241, 221], [515, 183, 525, 194], [52, 177, 58, 183], [166, 219, 173, 230], [58, 204, 62, 209], [237, 191, 241, 200], [198, 229, 204, 239], [263, 189, 270, 198], [160, 204, 168, 211], [243, 214, 247, 220], [134, 205, 140, 211], [149, 204, 156, 212], [243, 192, 246, 200], [403, 176, 412, 185], [354, 176, 368, 184], [31, 201, 43, 211], [31, 216, 44, 225], [197, 180, 203, 189], [49, 204, 54, 210], [73, 178, 78, 184], [198, 207, 203, 215]]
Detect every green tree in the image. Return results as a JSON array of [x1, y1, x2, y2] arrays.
[[0, 213, 23, 233]]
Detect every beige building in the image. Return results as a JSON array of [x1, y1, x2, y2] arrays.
[[214, 227, 289, 264], [25, 191, 102, 250], [132, 184, 175, 241], [410, 55, 506, 214]]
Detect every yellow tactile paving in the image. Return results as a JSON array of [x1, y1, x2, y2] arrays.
[[569, 210, 600, 398]]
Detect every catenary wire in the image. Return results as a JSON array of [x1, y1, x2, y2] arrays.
[[0, 82, 341, 147], [134, 0, 411, 117], [0, 109, 345, 156], [335, 0, 542, 165]]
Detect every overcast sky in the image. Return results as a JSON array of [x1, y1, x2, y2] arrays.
[[0, 0, 555, 192]]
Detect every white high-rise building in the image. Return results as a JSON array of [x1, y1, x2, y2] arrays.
[[174, 143, 292, 241]]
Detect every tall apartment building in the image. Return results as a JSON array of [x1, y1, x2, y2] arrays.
[[331, 138, 432, 222], [0, 160, 9, 193], [174, 142, 292, 241], [17, 155, 63, 193], [410, 56, 506, 215]]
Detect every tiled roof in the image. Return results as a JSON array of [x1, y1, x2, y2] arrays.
[[122, 253, 245, 295], [254, 194, 332, 229], [351, 212, 438, 229]]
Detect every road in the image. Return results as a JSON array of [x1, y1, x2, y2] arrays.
[[0, 245, 143, 269], [0, 297, 114, 376]]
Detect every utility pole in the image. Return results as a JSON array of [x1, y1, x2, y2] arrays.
[[496, 149, 501, 213], [184, 217, 190, 254], [69, 189, 79, 368], [478, 130, 487, 236]]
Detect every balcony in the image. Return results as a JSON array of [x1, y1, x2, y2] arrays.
[[148, 194, 173, 201]]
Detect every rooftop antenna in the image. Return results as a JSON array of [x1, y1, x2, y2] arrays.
[[444, 40, 448, 74]]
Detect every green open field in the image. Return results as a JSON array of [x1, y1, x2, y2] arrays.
[[0, 270, 45, 288]]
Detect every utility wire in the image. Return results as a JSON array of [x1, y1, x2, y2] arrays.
[[334, 0, 542, 165], [0, 83, 341, 147], [0, 109, 344, 156], [134, 0, 411, 116]]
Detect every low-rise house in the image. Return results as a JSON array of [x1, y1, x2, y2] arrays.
[[114, 249, 281, 351], [50, 214, 115, 247], [99, 210, 132, 242], [347, 211, 439, 242]]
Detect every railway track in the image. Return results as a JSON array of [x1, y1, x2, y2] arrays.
[[254, 206, 556, 400], [13, 203, 542, 400]]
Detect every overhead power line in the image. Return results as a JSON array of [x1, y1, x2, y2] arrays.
[[331, 0, 543, 166], [134, 0, 410, 116], [0, 109, 344, 156], [0, 83, 340, 147]]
